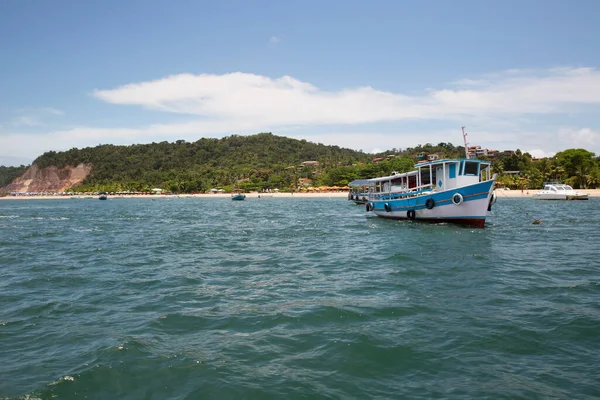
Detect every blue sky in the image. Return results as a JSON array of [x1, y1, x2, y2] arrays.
[[1, 0, 600, 166]]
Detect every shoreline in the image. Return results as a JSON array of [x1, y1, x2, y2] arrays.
[[2, 189, 599, 201], [0, 192, 351, 200]]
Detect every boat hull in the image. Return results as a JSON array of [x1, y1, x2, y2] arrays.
[[349, 193, 369, 205], [369, 180, 495, 228], [532, 193, 588, 200]]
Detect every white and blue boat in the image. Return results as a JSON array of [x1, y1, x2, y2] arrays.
[[366, 158, 497, 227]]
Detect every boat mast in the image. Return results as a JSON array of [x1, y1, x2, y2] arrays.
[[461, 126, 469, 158]]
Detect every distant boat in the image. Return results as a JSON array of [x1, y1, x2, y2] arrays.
[[231, 193, 246, 201], [348, 179, 370, 205], [99, 192, 108, 200], [532, 182, 588, 200], [366, 158, 497, 228]]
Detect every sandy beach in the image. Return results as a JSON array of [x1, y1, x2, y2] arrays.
[[2, 189, 599, 200]]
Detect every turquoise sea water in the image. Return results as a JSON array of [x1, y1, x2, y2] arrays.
[[1, 197, 599, 399]]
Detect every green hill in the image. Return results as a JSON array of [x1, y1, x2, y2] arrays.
[[5, 133, 598, 193], [31, 133, 386, 193], [0, 165, 29, 187]]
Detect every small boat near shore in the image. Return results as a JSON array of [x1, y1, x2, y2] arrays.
[[532, 183, 589, 200], [231, 193, 246, 201], [366, 158, 497, 227], [99, 192, 108, 200], [348, 179, 370, 205]]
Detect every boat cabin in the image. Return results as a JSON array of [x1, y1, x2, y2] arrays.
[[348, 178, 370, 201], [541, 182, 573, 192], [348, 179, 370, 194], [368, 159, 493, 197]]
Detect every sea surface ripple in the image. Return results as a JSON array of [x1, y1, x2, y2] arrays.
[[1, 197, 599, 399]]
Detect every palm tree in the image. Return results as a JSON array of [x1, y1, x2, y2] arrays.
[[588, 172, 600, 188]]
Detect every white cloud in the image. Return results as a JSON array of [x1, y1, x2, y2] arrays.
[[10, 107, 65, 127], [557, 127, 600, 148], [269, 36, 280, 44], [92, 68, 600, 126], [527, 149, 556, 159], [12, 116, 42, 127], [3, 68, 600, 166]]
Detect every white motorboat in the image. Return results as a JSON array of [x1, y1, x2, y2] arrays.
[[532, 182, 588, 200]]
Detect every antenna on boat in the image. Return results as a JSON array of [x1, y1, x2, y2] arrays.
[[461, 126, 469, 159]]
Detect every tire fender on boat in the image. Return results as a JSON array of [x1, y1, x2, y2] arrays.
[[425, 198, 435, 210], [384, 203, 391, 212], [452, 193, 463, 206], [366, 203, 371, 212], [407, 210, 416, 219]]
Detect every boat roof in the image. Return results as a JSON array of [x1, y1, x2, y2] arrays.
[[348, 179, 371, 187], [414, 158, 491, 168], [543, 182, 571, 188]]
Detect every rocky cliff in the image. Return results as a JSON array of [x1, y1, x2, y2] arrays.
[[1, 163, 92, 193]]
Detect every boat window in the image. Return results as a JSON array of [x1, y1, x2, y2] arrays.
[[390, 177, 404, 191], [420, 169, 432, 186], [464, 161, 479, 176], [408, 175, 417, 188], [449, 163, 456, 179]]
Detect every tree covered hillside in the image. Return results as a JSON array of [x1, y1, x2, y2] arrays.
[[32, 133, 375, 193], [0, 165, 29, 187], [6, 134, 599, 193]]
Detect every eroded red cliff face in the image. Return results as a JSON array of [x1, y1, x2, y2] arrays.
[[1, 163, 92, 193]]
